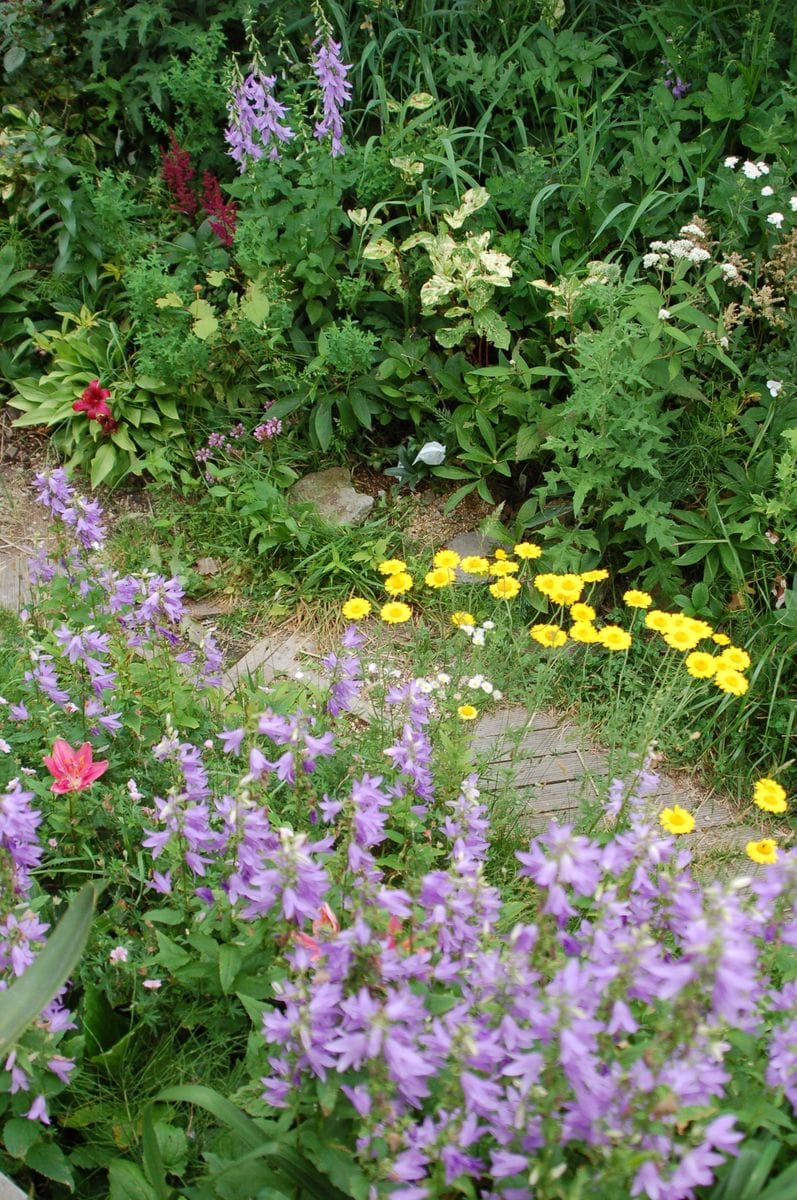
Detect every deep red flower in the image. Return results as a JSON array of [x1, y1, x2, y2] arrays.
[[201, 171, 237, 247], [73, 380, 112, 422], [43, 739, 109, 794], [161, 132, 198, 217]]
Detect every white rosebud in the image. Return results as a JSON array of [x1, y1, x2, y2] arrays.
[[412, 440, 446, 466], [761, 185, 774, 196], [767, 212, 784, 229], [766, 380, 783, 397], [658, 308, 671, 320]]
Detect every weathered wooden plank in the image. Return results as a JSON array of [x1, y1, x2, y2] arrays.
[[0, 553, 27, 612]]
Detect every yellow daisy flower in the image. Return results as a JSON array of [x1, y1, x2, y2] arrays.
[[493, 548, 509, 560], [623, 589, 653, 608], [548, 574, 584, 605], [514, 542, 542, 559], [581, 568, 609, 583], [746, 838, 778, 865], [599, 625, 632, 651], [753, 778, 788, 814], [645, 610, 672, 633], [569, 620, 600, 643], [490, 577, 521, 600], [378, 559, 406, 575], [713, 667, 749, 696], [534, 573, 558, 597], [490, 560, 520, 577], [684, 652, 717, 679], [380, 601, 412, 624], [530, 623, 567, 648], [718, 646, 751, 672], [662, 627, 702, 652], [460, 555, 491, 575], [342, 597, 372, 620], [712, 632, 731, 646], [433, 549, 460, 569], [451, 611, 476, 628], [425, 567, 456, 588], [570, 602, 596, 622], [457, 704, 478, 721], [659, 805, 696, 835], [384, 572, 413, 595]]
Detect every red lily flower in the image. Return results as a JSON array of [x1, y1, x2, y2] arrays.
[[43, 739, 109, 794], [73, 380, 113, 422]]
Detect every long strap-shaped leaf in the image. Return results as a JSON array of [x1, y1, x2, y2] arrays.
[[153, 1085, 350, 1199], [0, 882, 96, 1054]]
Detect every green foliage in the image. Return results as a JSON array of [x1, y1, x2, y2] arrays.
[[8, 308, 188, 485]]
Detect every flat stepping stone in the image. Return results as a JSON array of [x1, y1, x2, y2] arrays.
[[223, 630, 318, 694], [289, 467, 374, 527]]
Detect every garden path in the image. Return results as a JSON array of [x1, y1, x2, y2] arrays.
[[0, 467, 758, 863], [220, 625, 758, 860]]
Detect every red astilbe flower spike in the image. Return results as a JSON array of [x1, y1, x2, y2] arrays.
[[73, 379, 112, 422], [161, 131, 198, 217], [43, 739, 109, 794], [201, 171, 237, 247]]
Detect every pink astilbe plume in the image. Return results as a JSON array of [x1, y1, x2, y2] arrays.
[[43, 740, 109, 794]]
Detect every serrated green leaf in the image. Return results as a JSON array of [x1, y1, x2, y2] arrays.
[[3, 1116, 42, 1159], [25, 1140, 74, 1187]]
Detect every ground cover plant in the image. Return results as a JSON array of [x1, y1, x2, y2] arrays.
[[1, 0, 797, 1195]]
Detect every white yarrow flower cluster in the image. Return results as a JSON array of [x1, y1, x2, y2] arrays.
[[736, 159, 770, 180], [457, 618, 495, 648], [644, 234, 711, 269]]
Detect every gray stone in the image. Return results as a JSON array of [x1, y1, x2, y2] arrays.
[[0, 1169, 27, 1199], [289, 468, 374, 527], [223, 631, 318, 694], [447, 530, 499, 581]]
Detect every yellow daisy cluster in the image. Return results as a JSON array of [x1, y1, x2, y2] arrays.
[[528, 570, 636, 652], [743, 777, 789, 866], [644, 611, 752, 695]]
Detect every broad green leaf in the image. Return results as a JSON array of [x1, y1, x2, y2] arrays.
[[3, 1116, 41, 1159], [109, 1160, 158, 1200], [188, 299, 219, 340], [154, 292, 184, 309], [25, 1140, 74, 1187], [90, 440, 118, 488]]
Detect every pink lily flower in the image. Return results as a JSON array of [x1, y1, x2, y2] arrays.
[[43, 739, 109, 794]]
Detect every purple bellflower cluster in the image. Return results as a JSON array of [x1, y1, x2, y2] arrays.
[[0, 778, 76, 1123], [225, 10, 352, 172], [225, 70, 295, 172], [129, 630, 797, 1199], [311, 33, 352, 156]]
